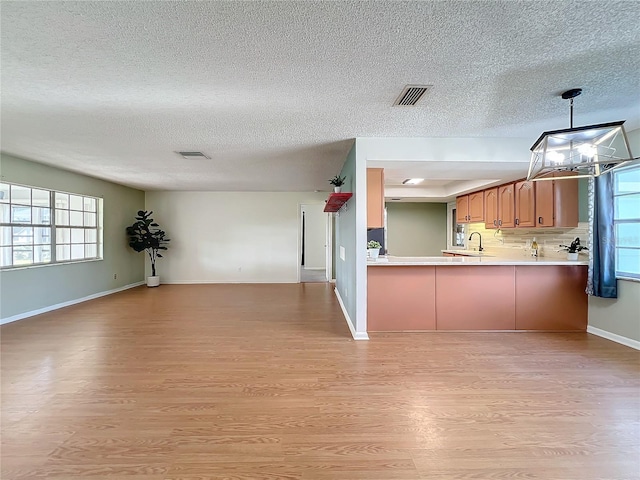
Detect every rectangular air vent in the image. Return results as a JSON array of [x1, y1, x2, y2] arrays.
[[176, 151, 210, 159], [394, 85, 432, 106]]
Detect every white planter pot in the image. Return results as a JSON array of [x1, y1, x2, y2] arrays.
[[147, 275, 160, 287], [334, 186, 342, 193], [567, 252, 579, 261], [368, 248, 380, 260]]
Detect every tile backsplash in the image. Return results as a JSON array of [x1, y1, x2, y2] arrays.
[[466, 222, 589, 259]]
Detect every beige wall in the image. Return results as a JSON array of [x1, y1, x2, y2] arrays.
[[589, 280, 640, 343], [0, 153, 145, 321], [386, 202, 447, 256], [145, 191, 328, 283]]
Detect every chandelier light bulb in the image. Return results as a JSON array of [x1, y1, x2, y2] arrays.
[[547, 150, 565, 164], [577, 143, 597, 158]]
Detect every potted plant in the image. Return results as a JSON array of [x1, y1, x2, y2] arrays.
[[329, 175, 346, 193], [559, 237, 587, 261], [126, 210, 170, 287], [367, 240, 381, 260]]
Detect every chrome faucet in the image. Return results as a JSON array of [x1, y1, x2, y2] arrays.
[[468, 232, 483, 252]]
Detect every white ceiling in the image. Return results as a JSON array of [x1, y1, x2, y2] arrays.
[[1, 1, 639, 194]]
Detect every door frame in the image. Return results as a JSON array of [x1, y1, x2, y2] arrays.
[[298, 204, 332, 283]]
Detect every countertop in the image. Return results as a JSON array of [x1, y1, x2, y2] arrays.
[[368, 255, 589, 266]]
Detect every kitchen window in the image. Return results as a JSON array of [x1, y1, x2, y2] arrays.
[[0, 182, 102, 269], [613, 164, 640, 280]]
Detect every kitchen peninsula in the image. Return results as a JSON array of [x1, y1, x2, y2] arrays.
[[368, 256, 588, 332]]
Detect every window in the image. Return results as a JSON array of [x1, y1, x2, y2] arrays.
[[613, 164, 640, 279], [0, 182, 102, 269]]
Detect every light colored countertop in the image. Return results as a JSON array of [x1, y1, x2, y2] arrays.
[[368, 254, 588, 266]]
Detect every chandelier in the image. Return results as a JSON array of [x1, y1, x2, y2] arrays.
[[527, 89, 635, 181]]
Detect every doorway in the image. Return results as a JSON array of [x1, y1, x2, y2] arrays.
[[299, 204, 331, 283]]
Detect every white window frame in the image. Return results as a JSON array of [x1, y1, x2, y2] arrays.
[[613, 163, 640, 281], [0, 182, 103, 269]]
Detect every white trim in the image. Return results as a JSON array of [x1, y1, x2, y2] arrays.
[[587, 325, 640, 350], [0, 281, 145, 325], [334, 287, 369, 340]]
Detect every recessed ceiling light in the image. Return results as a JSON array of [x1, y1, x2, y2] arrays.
[[402, 178, 424, 185], [176, 151, 211, 160]]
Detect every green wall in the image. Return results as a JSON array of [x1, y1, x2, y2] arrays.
[[386, 202, 447, 256], [335, 143, 357, 330], [0, 154, 145, 321]]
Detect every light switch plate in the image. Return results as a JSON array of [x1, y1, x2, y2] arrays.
[[340, 246, 345, 261]]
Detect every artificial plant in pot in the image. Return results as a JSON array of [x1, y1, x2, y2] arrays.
[[329, 175, 346, 193], [559, 237, 587, 261], [126, 210, 170, 287], [367, 240, 381, 260]]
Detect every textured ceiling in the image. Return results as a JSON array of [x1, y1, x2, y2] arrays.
[[1, 1, 639, 193]]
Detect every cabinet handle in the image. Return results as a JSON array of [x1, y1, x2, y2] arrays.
[[538, 216, 543, 224], [515, 218, 519, 225], [498, 219, 502, 226], [493, 220, 497, 226]]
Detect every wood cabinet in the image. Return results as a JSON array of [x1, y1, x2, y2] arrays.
[[484, 188, 499, 229], [368, 266, 436, 331], [515, 265, 587, 330], [468, 192, 484, 222], [456, 193, 484, 223], [497, 183, 515, 228], [535, 175, 579, 227], [514, 181, 536, 228], [460, 174, 578, 230], [367, 168, 384, 228], [435, 266, 516, 330], [456, 195, 469, 223]]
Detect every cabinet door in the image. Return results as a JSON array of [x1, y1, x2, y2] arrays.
[[515, 181, 536, 228], [456, 195, 469, 223], [553, 176, 579, 227], [468, 192, 484, 222], [484, 188, 499, 229], [535, 180, 555, 227], [498, 184, 515, 228], [367, 168, 384, 228]]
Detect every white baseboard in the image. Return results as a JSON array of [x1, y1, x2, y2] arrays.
[[0, 281, 145, 326], [334, 287, 369, 341], [587, 325, 640, 350]]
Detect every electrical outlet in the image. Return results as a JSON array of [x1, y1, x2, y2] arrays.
[[113, 273, 117, 280]]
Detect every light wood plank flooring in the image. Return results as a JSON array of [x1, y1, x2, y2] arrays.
[[2, 283, 639, 480]]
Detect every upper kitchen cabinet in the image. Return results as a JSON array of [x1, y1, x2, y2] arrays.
[[485, 188, 498, 229], [497, 183, 515, 228], [456, 192, 484, 223], [367, 168, 384, 229], [535, 174, 579, 227], [468, 192, 484, 222], [456, 195, 469, 223], [514, 181, 536, 228]]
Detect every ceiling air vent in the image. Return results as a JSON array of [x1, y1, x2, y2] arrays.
[[176, 151, 210, 159], [393, 85, 432, 106]]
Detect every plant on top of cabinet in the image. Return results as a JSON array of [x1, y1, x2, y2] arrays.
[[126, 210, 170, 287]]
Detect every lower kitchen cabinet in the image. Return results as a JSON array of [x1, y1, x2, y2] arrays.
[[435, 266, 516, 330], [367, 266, 436, 331], [515, 265, 588, 330], [367, 265, 588, 332]]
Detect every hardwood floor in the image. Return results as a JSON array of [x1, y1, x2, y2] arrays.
[[2, 283, 639, 479]]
